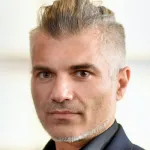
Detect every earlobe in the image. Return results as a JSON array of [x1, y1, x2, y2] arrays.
[[116, 66, 131, 101]]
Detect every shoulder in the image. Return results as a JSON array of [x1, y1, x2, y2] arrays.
[[105, 123, 145, 150], [132, 144, 145, 150]]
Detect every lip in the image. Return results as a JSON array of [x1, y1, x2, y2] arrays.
[[50, 111, 77, 114], [48, 110, 79, 119]]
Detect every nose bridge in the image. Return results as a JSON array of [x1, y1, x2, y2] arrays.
[[50, 74, 73, 102]]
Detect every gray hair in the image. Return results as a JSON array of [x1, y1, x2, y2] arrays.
[[30, 0, 126, 76]]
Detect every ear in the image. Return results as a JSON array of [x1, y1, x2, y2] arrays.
[[116, 66, 131, 101]]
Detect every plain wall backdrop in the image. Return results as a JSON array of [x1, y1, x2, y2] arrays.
[[0, 0, 150, 149]]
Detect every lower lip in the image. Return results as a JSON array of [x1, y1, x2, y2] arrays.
[[48, 113, 79, 119]]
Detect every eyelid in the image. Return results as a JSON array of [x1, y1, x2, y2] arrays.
[[74, 70, 93, 74], [34, 70, 46, 75], [73, 70, 92, 78], [35, 70, 53, 78]]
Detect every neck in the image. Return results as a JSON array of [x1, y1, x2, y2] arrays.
[[55, 118, 115, 150]]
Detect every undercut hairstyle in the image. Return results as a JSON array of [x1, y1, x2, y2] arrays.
[[30, 0, 126, 76]]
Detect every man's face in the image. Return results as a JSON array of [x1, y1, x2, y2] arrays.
[[31, 30, 118, 141]]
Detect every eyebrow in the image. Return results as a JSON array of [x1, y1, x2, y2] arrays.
[[32, 66, 53, 72], [70, 63, 99, 72], [32, 63, 100, 73]]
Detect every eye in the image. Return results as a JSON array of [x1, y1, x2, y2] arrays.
[[75, 71, 90, 78], [37, 72, 53, 80]]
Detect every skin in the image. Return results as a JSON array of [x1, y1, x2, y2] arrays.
[[30, 29, 130, 150]]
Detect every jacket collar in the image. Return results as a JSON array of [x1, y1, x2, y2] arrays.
[[105, 124, 133, 150]]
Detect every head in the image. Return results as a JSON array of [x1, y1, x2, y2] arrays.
[[30, 0, 130, 143]]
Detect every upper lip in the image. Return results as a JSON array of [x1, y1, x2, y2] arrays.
[[49, 110, 78, 114]]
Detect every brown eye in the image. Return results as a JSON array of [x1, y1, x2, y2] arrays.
[[38, 72, 53, 80], [75, 71, 90, 78]]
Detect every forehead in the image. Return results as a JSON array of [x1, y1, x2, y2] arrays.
[[31, 29, 99, 50], [30, 30, 107, 68]]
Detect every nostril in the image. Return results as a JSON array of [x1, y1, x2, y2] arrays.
[[50, 89, 73, 103], [50, 91, 73, 102]]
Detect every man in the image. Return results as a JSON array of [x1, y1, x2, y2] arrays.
[[30, 0, 145, 149]]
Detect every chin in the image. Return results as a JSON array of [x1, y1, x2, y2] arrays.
[[47, 128, 80, 138], [47, 126, 101, 143], [46, 126, 88, 142], [49, 133, 86, 143]]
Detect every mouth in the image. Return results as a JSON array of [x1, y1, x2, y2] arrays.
[[48, 110, 80, 119], [50, 110, 77, 114]]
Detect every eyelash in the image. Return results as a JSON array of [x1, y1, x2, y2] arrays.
[[74, 70, 91, 77], [36, 71, 53, 79]]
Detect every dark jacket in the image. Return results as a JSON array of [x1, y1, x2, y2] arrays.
[[103, 124, 145, 150]]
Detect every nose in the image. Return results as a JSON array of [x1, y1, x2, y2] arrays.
[[49, 75, 73, 102]]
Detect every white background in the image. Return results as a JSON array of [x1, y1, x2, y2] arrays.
[[0, 0, 150, 149]]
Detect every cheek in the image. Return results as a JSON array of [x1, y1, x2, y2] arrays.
[[76, 80, 115, 118], [91, 85, 116, 120], [31, 80, 52, 126], [31, 79, 50, 110]]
